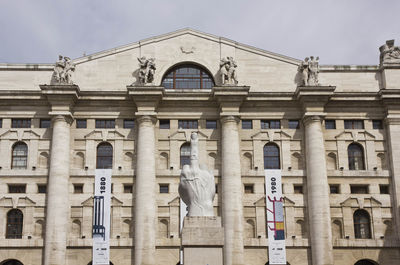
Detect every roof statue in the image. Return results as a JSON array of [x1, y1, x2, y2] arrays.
[[178, 132, 215, 216], [51, 55, 76, 85], [298, 56, 320, 86], [137, 56, 156, 84], [380, 39, 400, 65], [220, 56, 238, 85]]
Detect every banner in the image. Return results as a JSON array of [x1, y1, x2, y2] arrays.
[[265, 170, 286, 265], [92, 169, 112, 265]]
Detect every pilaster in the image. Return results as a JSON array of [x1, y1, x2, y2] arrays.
[[296, 85, 335, 265]]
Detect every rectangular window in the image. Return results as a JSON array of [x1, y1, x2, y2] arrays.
[[294, 185, 303, 194], [329, 185, 340, 194], [242, 120, 253, 129], [38, 184, 47, 194], [159, 120, 170, 129], [8, 184, 26, 193], [288, 120, 300, 129], [379, 185, 389, 194], [261, 120, 281, 129], [206, 120, 217, 129], [124, 184, 133, 193], [12, 118, 31, 128], [178, 120, 198, 129], [159, 184, 169, 193], [350, 185, 368, 194], [244, 184, 254, 194], [215, 184, 218, 194], [372, 120, 383, 130], [40, 119, 51, 128], [325, 120, 336, 129], [0, 118, 3, 128], [95, 119, 115, 129], [344, 120, 364, 129], [76, 119, 87, 128], [123, 119, 135, 129], [73, 184, 83, 194]]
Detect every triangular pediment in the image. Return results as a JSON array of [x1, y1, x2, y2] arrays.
[[84, 130, 125, 141], [251, 130, 291, 141], [0, 129, 40, 140]]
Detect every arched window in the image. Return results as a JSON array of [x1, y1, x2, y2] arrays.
[[354, 210, 371, 239], [161, 64, 214, 89], [354, 260, 378, 265], [348, 143, 365, 170], [1, 260, 24, 265], [180, 143, 191, 168], [96, 143, 113, 169], [264, 143, 280, 169], [6, 209, 23, 239], [11, 142, 28, 169]]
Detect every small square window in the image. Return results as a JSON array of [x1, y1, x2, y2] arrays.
[[294, 185, 303, 194], [244, 184, 254, 194], [344, 120, 364, 129], [372, 120, 383, 130], [242, 120, 252, 129], [350, 185, 368, 194], [124, 184, 133, 193], [159, 120, 170, 129], [159, 184, 169, 193], [178, 120, 198, 129], [76, 119, 87, 128], [12, 118, 31, 128], [8, 184, 26, 193], [329, 185, 340, 194], [40, 119, 51, 128], [288, 120, 300, 129], [261, 120, 281, 129], [95, 119, 115, 129], [325, 120, 336, 129], [206, 120, 217, 129], [379, 185, 389, 194], [123, 119, 135, 129], [73, 184, 83, 194], [38, 184, 47, 194]]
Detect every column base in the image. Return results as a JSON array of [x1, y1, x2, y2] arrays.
[[182, 216, 224, 265]]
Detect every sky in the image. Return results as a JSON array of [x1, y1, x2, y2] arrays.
[[0, 0, 399, 65]]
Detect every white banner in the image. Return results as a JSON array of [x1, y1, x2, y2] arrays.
[[92, 169, 112, 265], [265, 170, 286, 265]]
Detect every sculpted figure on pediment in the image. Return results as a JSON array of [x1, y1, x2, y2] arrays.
[[380, 39, 400, 65], [220, 56, 238, 85], [51, 55, 75, 85], [298, 56, 319, 86], [137, 56, 156, 84], [179, 132, 215, 216]]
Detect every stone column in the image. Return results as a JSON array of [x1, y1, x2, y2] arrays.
[[44, 115, 71, 265], [303, 115, 333, 265], [134, 115, 157, 265], [220, 115, 244, 265]]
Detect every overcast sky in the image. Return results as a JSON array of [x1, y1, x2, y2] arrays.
[[0, 0, 399, 65]]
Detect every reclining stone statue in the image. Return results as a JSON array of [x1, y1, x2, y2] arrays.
[[178, 132, 216, 216]]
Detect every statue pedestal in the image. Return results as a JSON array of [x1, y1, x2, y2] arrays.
[[181, 216, 224, 265]]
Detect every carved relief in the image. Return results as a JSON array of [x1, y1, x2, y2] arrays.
[[51, 55, 76, 85], [298, 56, 319, 86], [137, 56, 156, 84], [220, 56, 238, 85]]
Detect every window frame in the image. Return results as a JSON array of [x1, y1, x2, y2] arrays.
[[348, 143, 365, 170], [242, 120, 253, 130], [180, 143, 191, 168], [344, 120, 364, 129], [206, 120, 217, 129], [95, 119, 115, 129], [161, 64, 215, 89], [6, 209, 23, 239], [261, 120, 281, 129], [325, 120, 336, 130], [11, 118, 31, 128], [76, 119, 87, 129], [178, 120, 198, 129], [40, 119, 51, 128], [11, 142, 28, 169], [8, 184, 26, 193], [96, 142, 113, 169], [354, 209, 372, 239], [288, 120, 300, 129], [123, 119, 135, 129], [159, 120, 170, 129]]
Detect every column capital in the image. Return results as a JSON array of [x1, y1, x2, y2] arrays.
[[136, 115, 157, 125], [295, 85, 335, 113], [51, 114, 73, 125], [302, 114, 324, 127], [213, 86, 249, 117], [127, 85, 163, 114], [40, 84, 80, 120], [220, 115, 240, 124]]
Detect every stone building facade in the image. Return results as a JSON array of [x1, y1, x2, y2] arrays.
[[0, 29, 400, 265]]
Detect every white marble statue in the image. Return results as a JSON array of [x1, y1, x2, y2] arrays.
[[51, 55, 75, 85], [137, 56, 156, 84], [220, 56, 238, 85], [298, 56, 319, 86], [380, 40, 400, 65], [179, 132, 215, 216]]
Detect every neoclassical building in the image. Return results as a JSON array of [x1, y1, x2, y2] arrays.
[[0, 29, 399, 265]]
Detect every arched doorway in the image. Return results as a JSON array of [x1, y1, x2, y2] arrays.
[[1, 260, 23, 265]]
